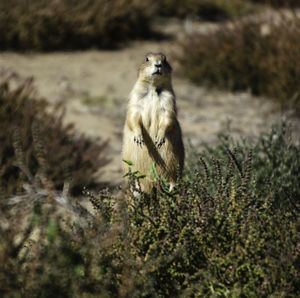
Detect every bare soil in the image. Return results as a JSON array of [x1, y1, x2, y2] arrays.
[[1, 18, 298, 188]]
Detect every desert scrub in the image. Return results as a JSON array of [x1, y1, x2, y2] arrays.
[[0, 74, 109, 197], [178, 12, 300, 113], [1, 122, 298, 296], [0, 0, 155, 51]]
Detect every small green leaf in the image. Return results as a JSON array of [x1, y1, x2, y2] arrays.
[[47, 218, 58, 242], [123, 159, 134, 166], [184, 175, 190, 182], [150, 162, 158, 181], [75, 265, 84, 277]]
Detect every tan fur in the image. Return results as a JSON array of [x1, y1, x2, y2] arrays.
[[122, 53, 184, 192]]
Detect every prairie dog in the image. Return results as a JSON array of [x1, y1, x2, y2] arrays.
[[122, 53, 184, 193]]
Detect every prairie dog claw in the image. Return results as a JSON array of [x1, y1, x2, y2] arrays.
[[134, 135, 144, 147], [155, 136, 165, 148]]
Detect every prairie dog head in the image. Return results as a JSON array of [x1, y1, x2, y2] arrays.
[[138, 52, 172, 87]]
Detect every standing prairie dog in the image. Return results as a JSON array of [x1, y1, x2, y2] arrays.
[[122, 52, 184, 193]]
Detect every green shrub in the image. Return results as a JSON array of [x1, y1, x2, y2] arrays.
[[0, 74, 109, 197], [0, 0, 155, 51], [1, 122, 298, 296], [178, 13, 300, 113]]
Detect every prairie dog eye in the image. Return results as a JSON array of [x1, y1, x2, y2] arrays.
[[145, 57, 149, 62]]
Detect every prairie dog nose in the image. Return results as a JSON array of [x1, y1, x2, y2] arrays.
[[155, 61, 162, 67]]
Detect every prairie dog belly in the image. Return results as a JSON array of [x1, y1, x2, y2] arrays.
[[141, 91, 163, 138]]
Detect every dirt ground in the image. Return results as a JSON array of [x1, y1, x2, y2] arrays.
[[1, 18, 299, 188]]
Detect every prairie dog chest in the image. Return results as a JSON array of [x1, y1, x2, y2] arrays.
[[140, 88, 168, 129]]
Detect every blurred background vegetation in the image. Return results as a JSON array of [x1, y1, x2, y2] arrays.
[[177, 13, 300, 113], [0, 0, 299, 296], [0, 0, 155, 50], [0, 0, 299, 111], [0, 0, 299, 50]]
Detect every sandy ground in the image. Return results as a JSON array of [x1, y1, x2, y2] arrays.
[[1, 18, 299, 188]]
